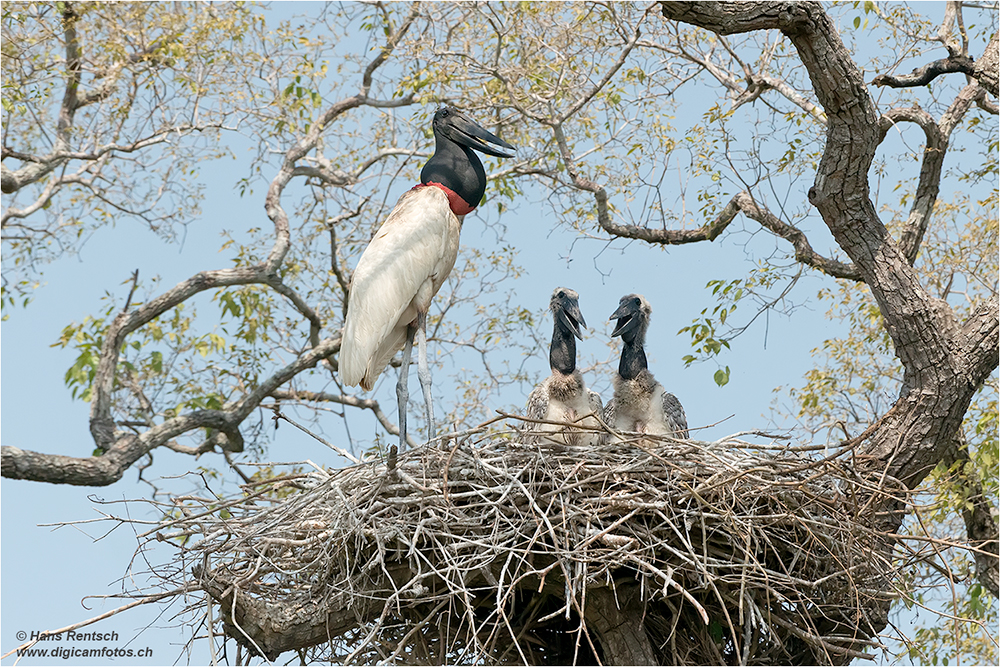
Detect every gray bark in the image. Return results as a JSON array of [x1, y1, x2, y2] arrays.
[[584, 586, 657, 665], [0, 7, 422, 486], [973, 32, 999, 97], [659, 0, 998, 604]]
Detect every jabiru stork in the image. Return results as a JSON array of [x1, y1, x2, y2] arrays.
[[522, 287, 604, 447], [339, 107, 514, 450], [604, 294, 689, 440]]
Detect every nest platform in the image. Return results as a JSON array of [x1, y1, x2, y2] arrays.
[[155, 428, 900, 665]]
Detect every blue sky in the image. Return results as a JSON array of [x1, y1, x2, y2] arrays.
[[2, 2, 988, 665], [0, 123, 849, 667], [0, 114, 840, 667]]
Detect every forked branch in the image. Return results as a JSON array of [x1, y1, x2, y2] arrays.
[[0, 6, 421, 486]]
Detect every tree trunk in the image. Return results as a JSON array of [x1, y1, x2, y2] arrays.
[[585, 586, 657, 665], [659, 0, 999, 630]]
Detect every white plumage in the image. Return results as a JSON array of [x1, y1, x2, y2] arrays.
[[522, 287, 603, 447], [604, 372, 688, 439], [524, 374, 604, 447], [339, 187, 460, 391], [337, 107, 513, 450], [604, 294, 689, 441]]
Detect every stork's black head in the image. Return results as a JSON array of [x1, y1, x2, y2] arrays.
[[548, 287, 585, 374], [609, 294, 651, 346], [551, 287, 586, 341], [420, 107, 514, 213]]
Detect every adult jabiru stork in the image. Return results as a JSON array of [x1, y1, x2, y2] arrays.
[[523, 288, 604, 447], [339, 108, 514, 450], [604, 294, 689, 440]]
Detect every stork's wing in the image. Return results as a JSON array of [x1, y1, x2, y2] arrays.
[[587, 390, 604, 420], [524, 382, 549, 421], [662, 392, 688, 438], [340, 188, 460, 390], [521, 381, 549, 443], [599, 397, 617, 446], [602, 398, 616, 428]]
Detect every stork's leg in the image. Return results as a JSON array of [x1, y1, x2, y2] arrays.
[[415, 311, 435, 441], [396, 322, 416, 451]]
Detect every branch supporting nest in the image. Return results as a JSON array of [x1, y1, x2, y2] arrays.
[[148, 423, 903, 665]]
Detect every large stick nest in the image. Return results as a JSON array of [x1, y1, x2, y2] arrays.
[[155, 426, 901, 665]]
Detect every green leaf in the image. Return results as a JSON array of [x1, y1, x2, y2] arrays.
[[708, 619, 724, 643], [714, 366, 730, 387]]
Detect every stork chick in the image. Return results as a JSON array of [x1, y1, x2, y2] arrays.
[[523, 288, 603, 447], [340, 108, 514, 450], [604, 294, 688, 440]]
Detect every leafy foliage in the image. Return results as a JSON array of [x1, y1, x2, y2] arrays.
[[2, 1, 996, 663]]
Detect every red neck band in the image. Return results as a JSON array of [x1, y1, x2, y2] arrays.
[[412, 182, 476, 216]]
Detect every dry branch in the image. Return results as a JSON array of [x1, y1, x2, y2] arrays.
[[135, 425, 906, 665]]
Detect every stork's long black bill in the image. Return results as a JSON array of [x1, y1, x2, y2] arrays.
[[450, 113, 515, 158], [611, 316, 639, 339], [558, 304, 586, 340], [609, 302, 640, 339]]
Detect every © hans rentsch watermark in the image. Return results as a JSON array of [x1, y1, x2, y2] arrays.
[[8, 628, 154, 662]]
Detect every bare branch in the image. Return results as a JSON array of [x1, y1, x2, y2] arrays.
[[556, 10, 645, 124], [871, 55, 976, 89], [972, 32, 999, 96], [270, 280, 323, 349], [360, 4, 421, 96], [552, 113, 861, 279], [641, 32, 827, 120], [878, 83, 984, 265], [270, 389, 412, 447], [0, 585, 197, 661], [326, 198, 372, 316], [727, 193, 861, 279], [292, 148, 422, 187], [754, 74, 827, 120]]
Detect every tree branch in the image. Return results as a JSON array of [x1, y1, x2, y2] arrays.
[[878, 83, 983, 266], [268, 279, 323, 349], [2, 337, 341, 486], [0, 0, 228, 198], [724, 192, 861, 280], [871, 55, 976, 89], [659, 1, 998, 493], [556, 11, 645, 124], [0, 4, 83, 195], [1, 3, 422, 486], [552, 115, 862, 281], [972, 32, 998, 97], [269, 389, 411, 446], [942, 431, 1000, 598], [660, 2, 820, 37], [959, 298, 1000, 389]]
